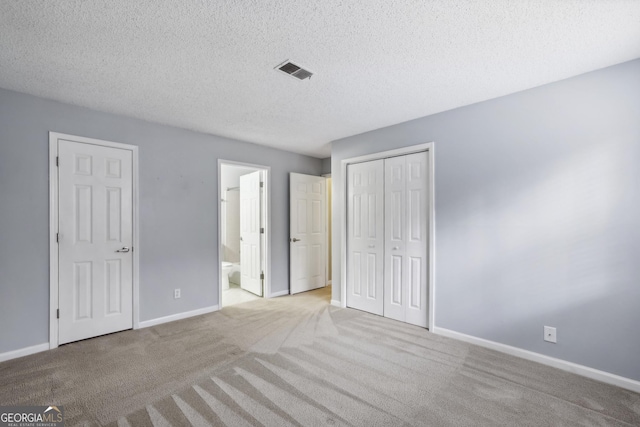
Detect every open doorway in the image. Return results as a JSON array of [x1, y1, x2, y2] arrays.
[[218, 161, 270, 308]]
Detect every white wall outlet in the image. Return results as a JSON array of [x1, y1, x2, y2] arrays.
[[544, 326, 557, 343], [174, 288, 181, 299]]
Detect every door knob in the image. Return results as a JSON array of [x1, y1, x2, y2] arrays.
[[116, 247, 130, 253], [392, 246, 399, 250], [291, 238, 301, 242]]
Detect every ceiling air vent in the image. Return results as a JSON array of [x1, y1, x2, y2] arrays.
[[276, 60, 313, 80]]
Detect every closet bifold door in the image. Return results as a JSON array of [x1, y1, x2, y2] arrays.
[[384, 152, 429, 327], [346, 159, 385, 316]]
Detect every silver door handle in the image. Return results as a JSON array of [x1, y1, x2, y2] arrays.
[[291, 238, 301, 242], [116, 247, 130, 253], [392, 246, 399, 250]]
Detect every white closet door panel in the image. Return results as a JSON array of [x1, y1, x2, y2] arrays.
[[347, 160, 384, 315], [383, 152, 428, 327], [383, 155, 406, 322], [403, 151, 429, 327]]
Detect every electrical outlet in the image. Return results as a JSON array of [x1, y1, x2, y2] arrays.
[[174, 288, 181, 299], [543, 326, 557, 343]]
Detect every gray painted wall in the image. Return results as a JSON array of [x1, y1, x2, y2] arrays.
[[331, 59, 640, 381], [321, 157, 331, 175], [0, 88, 322, 354]]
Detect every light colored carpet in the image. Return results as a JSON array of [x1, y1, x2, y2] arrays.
[[1, 287, 638, 426]]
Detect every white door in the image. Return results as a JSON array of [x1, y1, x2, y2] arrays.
[[346, 160, 384, 315], [240, 171, 262, 296], [290, 173, 326, 294], [58, 139, 133, 344], [384, 152, 429, 327]]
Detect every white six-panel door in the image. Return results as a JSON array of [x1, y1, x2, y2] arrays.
[[346, 160, 384, 315], [240, 171, 262, 296], [384, 152, 428, 327], [290, 173, 326, 294], [58, 139, 133, 344], [347, 152, 429, 326]]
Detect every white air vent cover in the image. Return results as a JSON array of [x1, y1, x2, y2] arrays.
[[276, 60, 313, 80]]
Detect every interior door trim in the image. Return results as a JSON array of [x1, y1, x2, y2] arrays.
[[49, 132, 140, 349], [340, 142, 435, 329]]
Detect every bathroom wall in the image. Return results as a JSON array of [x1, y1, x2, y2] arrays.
[[220, 165, 256, 263], [223, 189, 241, 262]]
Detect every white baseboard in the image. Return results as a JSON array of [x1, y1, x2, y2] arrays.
[[0, 342, 49, 363], [432, 327, 640, 394], [269, 289, 290, 298], [138, 305, 219, 329], [330, 299, 342, 308]]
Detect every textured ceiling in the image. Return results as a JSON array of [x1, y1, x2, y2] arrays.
[[1, 1, 639, 158]]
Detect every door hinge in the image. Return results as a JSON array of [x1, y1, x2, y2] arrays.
[[56, 156, 59, 167], [56, 309, 59, 319], [260, 227, 264, 234], [260, 272, 264, 281], [56, 233, 59, 243], [260, 182, 264, 188]]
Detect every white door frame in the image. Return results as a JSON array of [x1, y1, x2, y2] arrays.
[[322, 173, 331, 287], [340, 142, 435, 329], [218, 160, 271, 306], [49, 132, 140, 349]]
